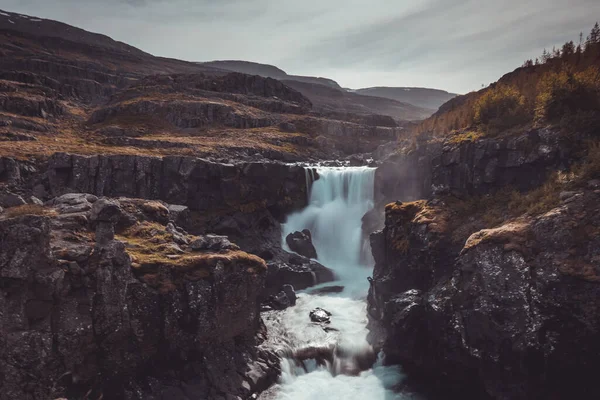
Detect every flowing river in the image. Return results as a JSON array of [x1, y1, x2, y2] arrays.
[[260, 166, 415, 400]]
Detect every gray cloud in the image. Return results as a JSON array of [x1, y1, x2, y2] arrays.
[[1, 0, 599, 93]]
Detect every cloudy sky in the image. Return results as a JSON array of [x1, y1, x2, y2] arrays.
[[2, 0, 599, 93]]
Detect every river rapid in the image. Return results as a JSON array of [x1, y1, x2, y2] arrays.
[[260, 166, 416, 400]]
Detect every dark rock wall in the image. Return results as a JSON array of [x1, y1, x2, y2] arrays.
[[45, 153, 307, 216], [375, 128, 574, 205], [367, 193, 600, 400], [0, 211, 275, 400]]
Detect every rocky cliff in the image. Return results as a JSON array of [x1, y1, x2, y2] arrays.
[[374, 128, 575, 205], [0, 195, 279, 400], [368, 175, 600, 399]]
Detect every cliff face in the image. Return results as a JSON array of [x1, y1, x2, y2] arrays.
[[44, 153, 307, 216], [375, 128, 573, 205], [368, 189, 600, 399], [0, 195, 277, 400]]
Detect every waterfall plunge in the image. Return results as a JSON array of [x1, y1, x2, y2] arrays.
[[261, 166, 407, 400], [282, 166, 376, 295]]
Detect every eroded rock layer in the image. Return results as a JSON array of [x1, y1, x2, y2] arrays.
[[368, 192, 600, 400]]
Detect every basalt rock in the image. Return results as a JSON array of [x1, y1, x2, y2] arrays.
[[286, 229, 317, 259], [45, 153, 307, 218], [375, 128, 574, 205], [0, 191, 26, 208], [309, 308, 332, 323], [263, 259, 335, 299], [0, 195, 278, 400], [368, 192, 600, 400]]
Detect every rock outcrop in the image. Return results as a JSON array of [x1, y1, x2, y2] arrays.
[[375, 128, 574, 205], [368, 192, 600, 400], [0, 195, 278, 400], [44, 153, 307, 217], [286, 229, 318, 259]]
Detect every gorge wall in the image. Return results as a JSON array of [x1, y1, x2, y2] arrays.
[[0, 195, 279, 400], [367, 128, 600, 399]]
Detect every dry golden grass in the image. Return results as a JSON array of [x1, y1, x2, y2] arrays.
[[1, 204, 57, 219], [115, 221, 266, 293], [448, 130, 484, 144], [0, 115, 315, 161], [462, 219, 531, 253]]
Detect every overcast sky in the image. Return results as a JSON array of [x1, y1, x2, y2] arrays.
[[2, 0, 599, 93]]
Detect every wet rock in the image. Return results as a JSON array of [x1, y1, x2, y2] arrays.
[[265, 290, 292, 311], [310, 285, 345, 295], [288, 253, 307, 265], [286, 229, 317, 259], [348, 154, 365, 166], [282, 284, 297, 306], [309, 307, 332, 323], [0, 192, 26, 208], [263, 260, 335, 298]]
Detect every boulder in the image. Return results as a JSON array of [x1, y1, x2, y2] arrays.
[[90, 198, 122, 223], [166, 222, 189, 245], [264, 259, 335, 298], [28, 196, 44, 206], [282, 284, 297, 306], [309, 307, 332, 323], [0, 192, 26, 208], [286, 229, 317, 259]]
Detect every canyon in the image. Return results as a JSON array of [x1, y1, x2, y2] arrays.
[[1, 7, 600, 400]]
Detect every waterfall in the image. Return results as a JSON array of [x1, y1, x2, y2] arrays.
[[282, 166, 376, 295], [260, 166, 407, 400]]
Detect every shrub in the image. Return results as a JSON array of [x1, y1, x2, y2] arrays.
[[474, 85, 530, 135], [535, 67, 600, 134], [576, 141, 600, 180]]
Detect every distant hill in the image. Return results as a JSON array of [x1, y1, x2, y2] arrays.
[[200, 60, 343, 89], [201, 60, 433, 121], [414, 22, 600, 137], [282, 80, 434, 121], [354, 87, 457, 111]]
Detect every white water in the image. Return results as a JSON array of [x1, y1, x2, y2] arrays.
[[284, 167, 376, 296], [262, 166, 410, 400]]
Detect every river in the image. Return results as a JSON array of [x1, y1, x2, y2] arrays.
[[260, 166, 416, 400]]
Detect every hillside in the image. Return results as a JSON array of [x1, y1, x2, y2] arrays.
[[414, 23, 600, 138], [282, 80, 433, 121], [354, 87, 457, 111], [0, 8, 405, 163], [200, 60, 342, 89], [201, 60, 435, 121]]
